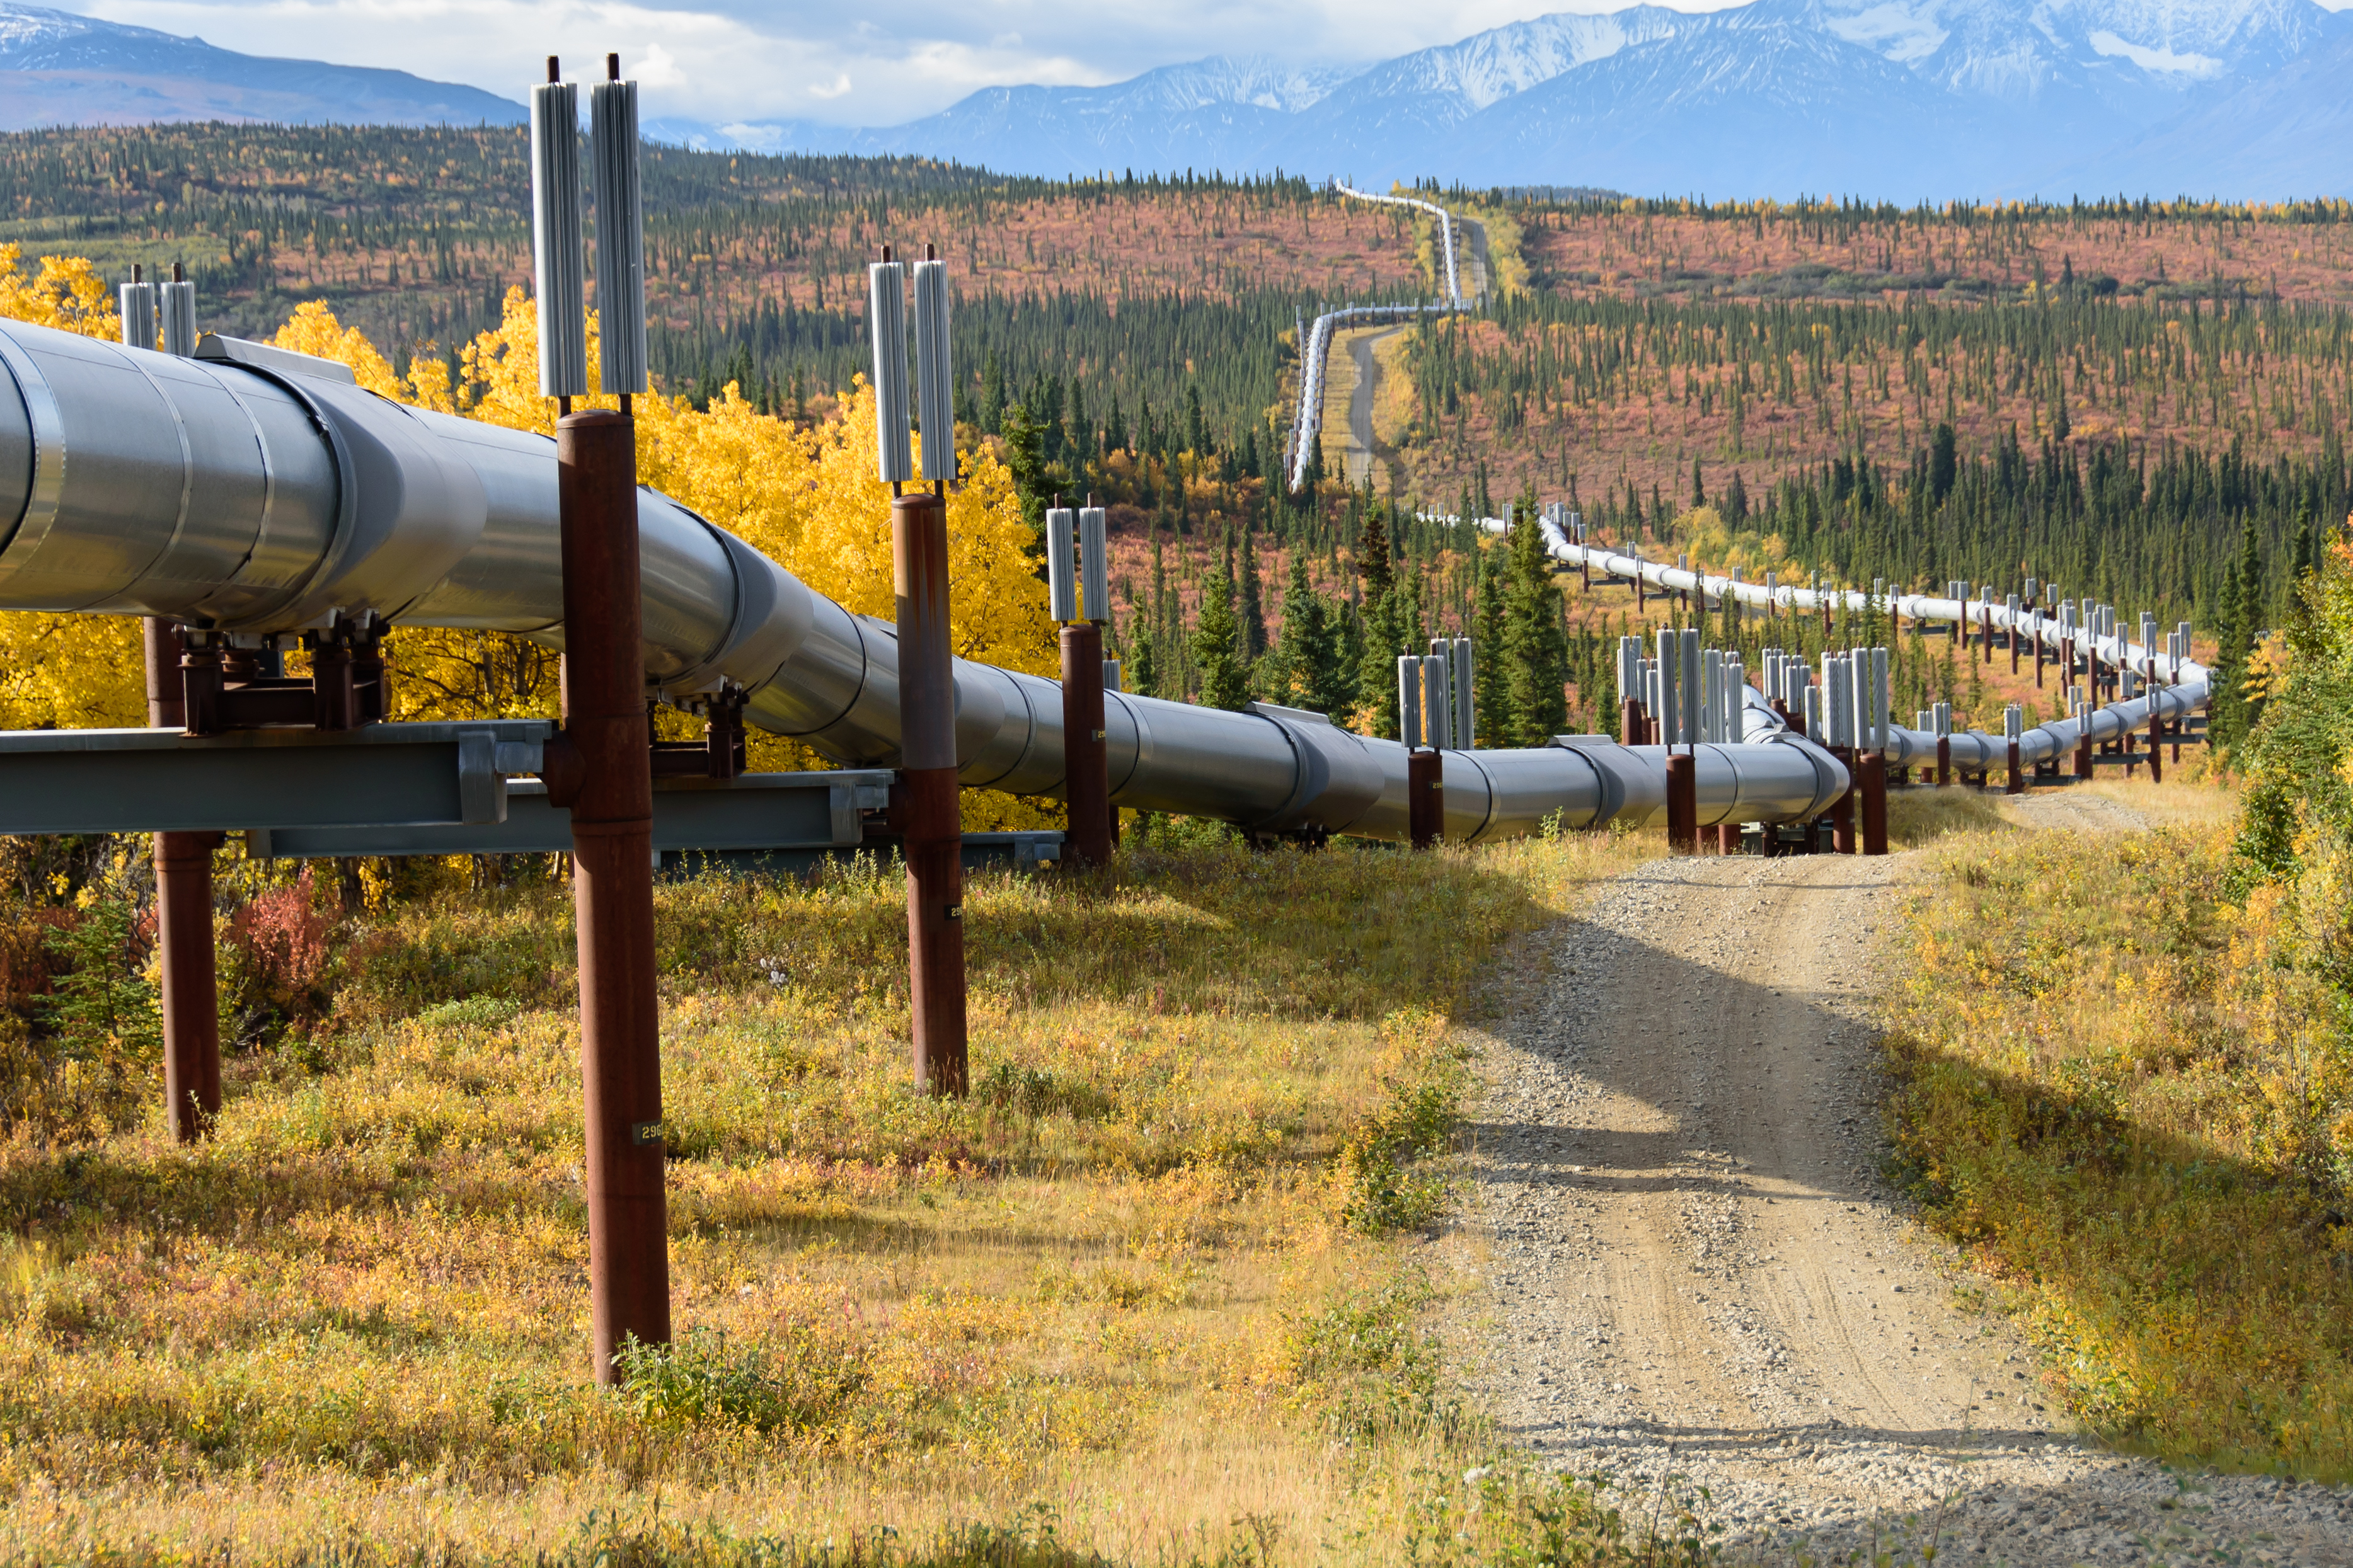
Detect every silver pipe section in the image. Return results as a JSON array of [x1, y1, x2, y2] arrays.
[[0, 319, 1852, 843], [1529, 511, 2210, 774], [1285, 183, 1474, 491]]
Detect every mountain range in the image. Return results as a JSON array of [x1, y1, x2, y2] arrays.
[[662, 0, 2353, 199], [3, 0, 2350, 198], [0, 1, 521, 130]]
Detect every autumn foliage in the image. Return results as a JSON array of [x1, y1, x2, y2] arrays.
[[0, 259, 1054, 759]]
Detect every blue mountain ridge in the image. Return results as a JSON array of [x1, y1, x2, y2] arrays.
[[0, 0, 522, 130], [3, 0, 2349, 198]]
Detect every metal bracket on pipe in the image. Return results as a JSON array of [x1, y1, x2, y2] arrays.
[[0, 720, 554, 836]]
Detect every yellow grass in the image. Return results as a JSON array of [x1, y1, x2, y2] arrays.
[[0, 828, 1655, 1564], [1885, 776, 2353, 1479]]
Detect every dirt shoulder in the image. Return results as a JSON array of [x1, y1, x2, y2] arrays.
[[1448, 848, 2353, 1565]]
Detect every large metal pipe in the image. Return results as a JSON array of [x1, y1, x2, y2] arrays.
[[1527, 513, 2211, 772], [0, 319, 1856, 838]]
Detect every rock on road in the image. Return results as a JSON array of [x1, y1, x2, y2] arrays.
[[1456, 847, 2353, 1565]]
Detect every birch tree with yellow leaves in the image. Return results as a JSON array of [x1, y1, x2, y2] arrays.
[[0, 268, 1058, 820]]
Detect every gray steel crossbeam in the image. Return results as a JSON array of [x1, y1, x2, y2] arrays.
[[0, 721, 553, 835], [249, 770, 895, 859]]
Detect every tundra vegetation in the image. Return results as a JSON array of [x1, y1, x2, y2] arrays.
[[3, 159, 2350, 1552], [1887, 534, 2353, 1482]]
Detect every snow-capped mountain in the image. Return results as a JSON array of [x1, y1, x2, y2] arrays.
[[0, 0, 522, 129], [1814, 0, 2339, 127], [1450, 7, 2023, 197], [0, 0, 2344, 197], [655, 0, 2351, 195]]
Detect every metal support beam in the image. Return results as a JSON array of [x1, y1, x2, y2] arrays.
[[895, 489, 967, 1098], [0, 720, 551, 835], [246, 772, 892, 859], [146, 617, 219, 1143], [558, 407, 670, 1382], [1059, 621, 1112, 869], [1408, 747, 1443, 849], [1665, 752, 1696, 854], [1858, 753, 1887, 856]]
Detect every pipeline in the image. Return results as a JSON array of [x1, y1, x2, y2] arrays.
[[1526, 512, 2211, 768], [0, 317, 1857, 844], [1284, 183, 1475, 493]]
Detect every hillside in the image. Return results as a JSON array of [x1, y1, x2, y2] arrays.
[[5, 129, 2344, 665]]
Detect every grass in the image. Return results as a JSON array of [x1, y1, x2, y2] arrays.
[[1884, 783, 2014, 848], [1883, 774, 2353, 1479], [0, 826, 1670, 1564]]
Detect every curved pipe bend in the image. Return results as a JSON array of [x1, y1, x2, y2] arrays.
[[0, 319, 1886, 843]]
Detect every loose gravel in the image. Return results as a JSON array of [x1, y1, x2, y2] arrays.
[[1450, 849, 2353, 1565]]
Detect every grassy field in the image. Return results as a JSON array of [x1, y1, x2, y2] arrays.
[[0, 825, 1683, 1565], [1884, 775, 2353, 1480]]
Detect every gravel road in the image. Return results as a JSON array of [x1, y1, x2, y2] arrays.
[[1456, 845, 2353, 1565]]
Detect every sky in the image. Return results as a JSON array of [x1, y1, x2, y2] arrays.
[[66, 0, 1749, 127]]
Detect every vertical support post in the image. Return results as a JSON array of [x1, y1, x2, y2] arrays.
[[1665, 752, 1697, 854], [893, 490, 967, 1094], [2074, 723, 2095, 781], [2006, 737, 2023, 796], [144, 617, 221, 1143], [556, 408, 669, 1381], [1831, 752, 1856, 854], [1621, 695, 1644, 747], [1936, 735, 1950, 787], [1716, 820, 1741, 855], [1060, 621, 1111, 867], [2147, 704, 2163, 785], [1408, 748, 1444, 849], [1858, 753, 1888, 856]]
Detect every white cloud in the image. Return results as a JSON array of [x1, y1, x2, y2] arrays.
[[65, 0, 1749, 125], [633, 40, 681, 86]]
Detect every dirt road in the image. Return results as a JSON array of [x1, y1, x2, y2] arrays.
[[1459, 844, 2353, 1564]]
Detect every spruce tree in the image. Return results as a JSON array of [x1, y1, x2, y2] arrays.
[[999, 403, 1050, 576], [1474, 544, 1508, 744], [1502, 500, 1570, 745], [1193, 534, 1250, 711], [2214, 517, 2267, 747], [1239, 522, 1267, 658]]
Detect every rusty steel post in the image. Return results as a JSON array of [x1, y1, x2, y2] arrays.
[[1621, 695, 1644, 747], [556, 409, 670, 1382], [2148, 706, 2164, 784], [1408, 748, 1444, 849], [2075, 726, 2095, 781], [1059, 622, 1112, 868], [1831, 752, 1856, 854], [1665, 752, 1697, 854], [893, 489, 969, 1096], [1936, 735, 1950, 787], [1717, 821, 1742, 855], [143, 618, 222, 1143], [2006, 737, 2024, 796], [1858, 752, 1888, 856]]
